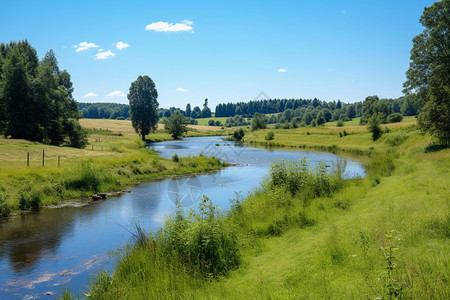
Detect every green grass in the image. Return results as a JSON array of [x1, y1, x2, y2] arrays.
[[194, 117, 230, 126], [80, 125, 449, 299], [0, 119, 227, 215]]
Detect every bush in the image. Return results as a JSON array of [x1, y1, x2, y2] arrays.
[[265, 131, 275, 140], [336, 119, 344, 127], [233, 128, 245, 141], [0, 193, 11, 219], [208, 120, 215, 126], [172, 153, 180, 162], [18, 189, 42, 211], [367, 114, 383, 141], [388, 113, 404, 123]]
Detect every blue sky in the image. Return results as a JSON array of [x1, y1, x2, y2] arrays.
[[0, 0, 434, 108]]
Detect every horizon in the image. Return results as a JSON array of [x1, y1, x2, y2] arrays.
[[1, 0, 434, 109]]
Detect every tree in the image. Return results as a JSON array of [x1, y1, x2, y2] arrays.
[[251, 112, 266, 131], [164, 110, 188, 139], [128, 75, 159, 140], [367, 114, 383, 141], [403, 0, 450, 147], [185, 103, 191, 117]]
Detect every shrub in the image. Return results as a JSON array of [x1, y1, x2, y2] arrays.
[[336, 119, 344, 127], [0, 193, 11, 219], [367, 114, 383, 141], [18, 189, 42, 211], [265, 131, 275, 140], [233, 128, 245, 141], [172, 153, 180, 162], [388, 113, 403, 123], [208, 120, 215, 126]]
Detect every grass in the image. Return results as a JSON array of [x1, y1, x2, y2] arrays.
[[79, 122, 449, 299], [0, 119, 228, 215], [194, 117, 230, 126]]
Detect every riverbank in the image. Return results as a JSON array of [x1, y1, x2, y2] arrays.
[[83, 125, 449, 299], [0, 120, 229, 218]]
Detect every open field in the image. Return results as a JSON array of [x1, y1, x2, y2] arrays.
[[83, 124, 449, 299], [247, 118, 423, 155], [193, 117, 230, 126]]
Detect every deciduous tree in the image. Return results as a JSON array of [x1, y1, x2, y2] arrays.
[[403, 0, 450, 147], [128, 75, 159, 140]]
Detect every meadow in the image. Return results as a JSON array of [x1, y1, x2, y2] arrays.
[[0, 119, 229, 216], [78, 120, 449, 299]]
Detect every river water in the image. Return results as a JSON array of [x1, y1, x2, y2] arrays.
[[0, 136, 364, 299]]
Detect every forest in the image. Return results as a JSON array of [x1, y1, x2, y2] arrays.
[[0, 41, 86, 148]]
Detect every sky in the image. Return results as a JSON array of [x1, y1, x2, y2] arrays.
[[0, 0, 435, 109]]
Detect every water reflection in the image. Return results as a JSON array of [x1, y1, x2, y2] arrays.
[[0, 136, 364, 299]]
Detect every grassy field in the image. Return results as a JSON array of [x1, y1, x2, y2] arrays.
[[0, 119, 228, 216], [80, 121, 449, 299], [247, 117, 423, 155], [194, 117, 230, 126]]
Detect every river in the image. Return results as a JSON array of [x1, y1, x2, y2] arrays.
[[0, 136, 364, 299]]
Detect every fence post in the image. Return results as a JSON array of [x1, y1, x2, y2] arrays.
[[42, 150, 45, 167], [27, 152, 29, 167], [58, 155, 60, 168]]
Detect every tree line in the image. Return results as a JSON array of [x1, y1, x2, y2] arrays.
[[0, 41, 87, 148], [78, 102, 130, 119]]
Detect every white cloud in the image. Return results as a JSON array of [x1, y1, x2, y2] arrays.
[[145, 19, 194, 32], [75, 42, 99, 52], [176, 88, 188, 92], [84, 92, 97, 98], [278, 68, 287, 72], [95, 50, 115, 60], [98, 48, 104, 52], [107, 91, 126, 97], [116, 41, 130, 50]]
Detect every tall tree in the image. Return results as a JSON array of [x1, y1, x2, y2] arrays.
[[403, 0, 450, 147], [185, 103, 191, 117], [128, 75, 159, 140]]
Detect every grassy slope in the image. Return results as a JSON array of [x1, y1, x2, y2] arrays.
[[0, 119, 227, 212], [85, 122, 449, 299]]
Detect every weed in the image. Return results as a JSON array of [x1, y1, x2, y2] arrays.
[[379, 231, 404, 299]]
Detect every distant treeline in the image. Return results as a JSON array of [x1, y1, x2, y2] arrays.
[[78, 102, 131, 119], [214, 96, 419, 121], [79, 94, 420, 128]]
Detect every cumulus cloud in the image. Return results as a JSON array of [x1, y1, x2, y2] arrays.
[[145, 19, 193, 32], [278, 68, 287, 72], [116, 41, 130, 50], [176, 88, 188, 92], [84, 92, 97, 98], [75, 42, 99, 52], [107, 91, 126, 97], [95, 50, 115, 60]]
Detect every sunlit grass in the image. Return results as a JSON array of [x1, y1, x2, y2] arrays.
[[84, 125, 449, 299]]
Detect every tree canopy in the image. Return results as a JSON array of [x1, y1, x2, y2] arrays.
[[0, 40, 87, 147], [403, 0, 450, 147], [128, 75, 159, 140], [164, 110, 188, 139]]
